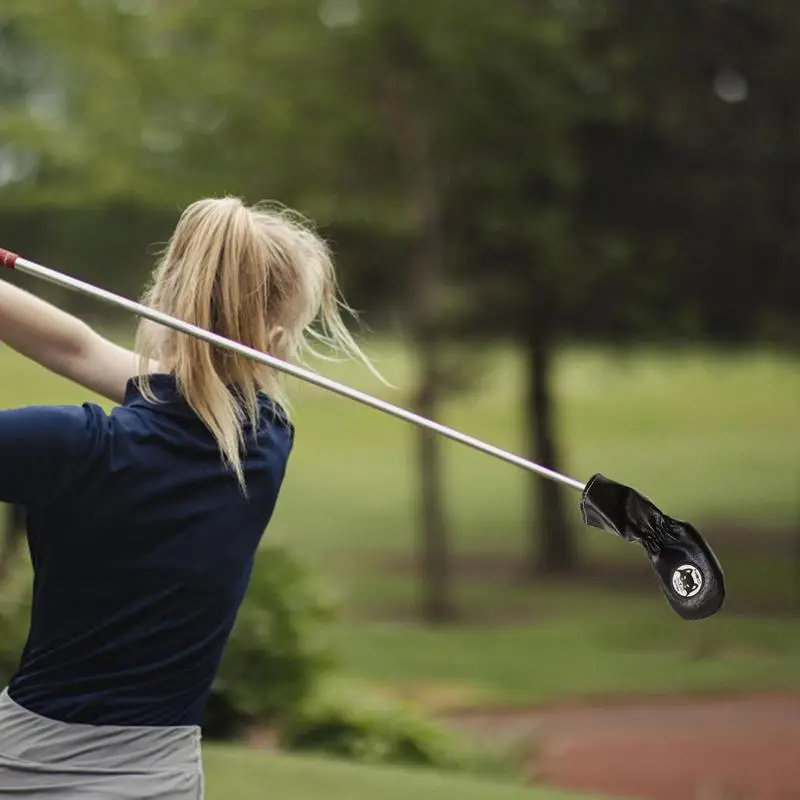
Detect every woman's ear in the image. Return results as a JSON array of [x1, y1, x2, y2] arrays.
[[268, 326, 286, 354]]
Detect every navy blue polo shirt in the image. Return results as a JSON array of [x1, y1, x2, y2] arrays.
[[0, 374, 293, 727]]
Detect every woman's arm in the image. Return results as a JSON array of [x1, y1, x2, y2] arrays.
[[0, 277, 153, 404]]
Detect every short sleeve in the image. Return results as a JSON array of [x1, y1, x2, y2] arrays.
[[0, 404, 104, 506]]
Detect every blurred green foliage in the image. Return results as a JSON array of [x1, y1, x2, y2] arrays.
[[204, 545, 338, 737], [1, 0, 796, 346], [279, 678, 514, 775]]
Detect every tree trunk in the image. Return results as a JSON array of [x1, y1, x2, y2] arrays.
[[524, 324, 576, 577], [410, 139, 452, 624], [381, 67, 453, 623], [413, 341, 450, 623]]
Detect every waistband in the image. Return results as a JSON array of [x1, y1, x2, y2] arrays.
[[0, 689, 201, 771]]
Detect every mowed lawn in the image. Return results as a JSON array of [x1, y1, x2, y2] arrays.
[[203, 745, 597, 800], [272, 344, 799, 554], [1, 340, 799, 712]]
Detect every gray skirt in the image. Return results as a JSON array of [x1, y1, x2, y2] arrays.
[[0, 689, 203, 799]]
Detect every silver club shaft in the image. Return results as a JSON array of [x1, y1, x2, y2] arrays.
[[4, 251, 586, 492]]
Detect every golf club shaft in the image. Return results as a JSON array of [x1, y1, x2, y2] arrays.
[[1, 249, 586, 492]]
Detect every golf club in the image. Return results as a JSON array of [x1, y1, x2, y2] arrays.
[[1, 247, 725, 619]]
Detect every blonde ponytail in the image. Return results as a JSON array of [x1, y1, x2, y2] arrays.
[[135, 196, 378, 489]]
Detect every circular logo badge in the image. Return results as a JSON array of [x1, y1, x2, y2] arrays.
[[672, 564, 703, 598]]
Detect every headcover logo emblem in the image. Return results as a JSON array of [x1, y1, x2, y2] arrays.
[[672, 564, 703, 598]]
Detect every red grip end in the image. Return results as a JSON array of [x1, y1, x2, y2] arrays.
[[0, 248, 18, 268]]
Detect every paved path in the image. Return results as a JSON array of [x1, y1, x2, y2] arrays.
[[447, 693, 800, 799]]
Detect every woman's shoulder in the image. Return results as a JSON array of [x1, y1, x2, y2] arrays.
[[0, 401, 109, 438], [0, 402, 110, 504], [256, 393, 294, 435]]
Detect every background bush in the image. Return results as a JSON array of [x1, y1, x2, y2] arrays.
[[204, 544, 338, 738], [279, 678, 517, 777]]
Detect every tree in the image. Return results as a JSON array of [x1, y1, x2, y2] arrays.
[[432, 2, 588, 576], [443, 0, 800, 579], [323, 4, 462, 622], [573, 0, 800, 347], [333, 1, 593, 592]]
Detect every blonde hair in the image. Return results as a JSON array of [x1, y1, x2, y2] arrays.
[[135, 196, 378, 488]]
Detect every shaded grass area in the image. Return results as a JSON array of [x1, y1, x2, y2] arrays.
[[332, 591, 800, 710], [202, 745, 596, 800], [344, 542, 799, 617]]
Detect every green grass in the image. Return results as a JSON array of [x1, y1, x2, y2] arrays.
[[266, 347, 795, 556], [332, 594, 800, 709], [203, 745, 597, 800], [2, 340, 799, 714]]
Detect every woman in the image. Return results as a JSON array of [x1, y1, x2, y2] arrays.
[[0, 197, 374, 798]]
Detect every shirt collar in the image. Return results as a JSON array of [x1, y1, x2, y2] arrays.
[[124, 373, 186, 411], [123, 374, 293, 433]]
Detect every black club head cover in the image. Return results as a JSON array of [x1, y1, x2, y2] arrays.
[[580, 474, 725, 620]]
